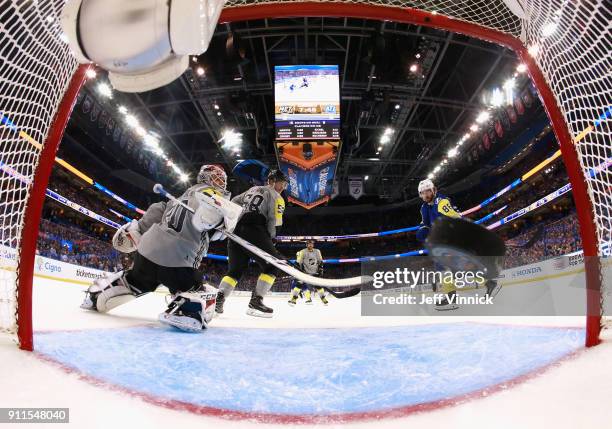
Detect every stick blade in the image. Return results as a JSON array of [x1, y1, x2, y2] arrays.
[[326, 287, 361, 299]]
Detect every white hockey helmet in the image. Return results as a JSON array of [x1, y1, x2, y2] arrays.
[[197, 164, 227, 191], [418, 179, 435, 195]]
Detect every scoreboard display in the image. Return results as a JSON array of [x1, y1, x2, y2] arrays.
[[274, 65, 340, 140]]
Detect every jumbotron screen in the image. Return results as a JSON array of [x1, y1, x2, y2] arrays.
[[274, 65, 341, 140]]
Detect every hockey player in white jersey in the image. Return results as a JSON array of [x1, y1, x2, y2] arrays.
[[288, 240, 328, 306], [81, 165, 235, 332]]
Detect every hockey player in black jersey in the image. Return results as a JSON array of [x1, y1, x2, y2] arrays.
[[215, 169, 288, 318]]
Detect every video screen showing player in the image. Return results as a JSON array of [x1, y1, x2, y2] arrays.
[[274, 65, 341, 140]]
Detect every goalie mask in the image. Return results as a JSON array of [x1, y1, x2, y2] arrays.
[[197, 164, 227, 191]]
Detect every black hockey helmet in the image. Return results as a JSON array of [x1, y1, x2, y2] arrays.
[[267, 169, 288, 183]]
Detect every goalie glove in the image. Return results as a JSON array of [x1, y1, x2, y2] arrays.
[[192, 193, 224, 232], [112, 220, 142, 253], [193, 190, 242, 233]]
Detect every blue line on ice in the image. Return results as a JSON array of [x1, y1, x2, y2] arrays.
[[35, 324, 583, 414]]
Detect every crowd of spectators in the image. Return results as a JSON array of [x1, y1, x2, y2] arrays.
[[48, 170, 136, 229], [36, 219, 126, 272], [35, 203, 584, 288], [474, 161, 568, 223], [29, 156, 588, 290], [503, 212, 582, 268]]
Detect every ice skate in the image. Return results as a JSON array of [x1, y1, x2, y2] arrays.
[[246, 293, 273, 318]]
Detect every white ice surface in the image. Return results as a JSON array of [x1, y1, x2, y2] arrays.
[[0, 277, 611, 429]]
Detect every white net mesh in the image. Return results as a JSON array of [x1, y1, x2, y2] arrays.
[[0, 1, 78, 341], [519, 0, 612, 325], [226, 0, 524, 35], [0, 0, 609, 343]]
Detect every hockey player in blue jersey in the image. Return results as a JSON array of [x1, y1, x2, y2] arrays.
[[416, 179, 462, 310], [416, 179, 500, 309], [416, 179, 461, 242]]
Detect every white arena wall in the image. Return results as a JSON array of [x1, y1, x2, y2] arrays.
[[1, 244, 610, 312]]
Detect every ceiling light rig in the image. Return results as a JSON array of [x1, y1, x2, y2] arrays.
[[85, 68, 97, 79], [88, 74, 188, 183], [219, 128, 243, 157], [380, 127, 395, 145], [427, 63, 529, 181]]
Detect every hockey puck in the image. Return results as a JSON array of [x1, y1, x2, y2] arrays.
[[425, 217, 506, 279]]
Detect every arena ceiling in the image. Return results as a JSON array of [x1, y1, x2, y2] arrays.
[[63, 16, 524, 204]]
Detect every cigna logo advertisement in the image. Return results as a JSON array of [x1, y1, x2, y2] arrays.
[[36, 256, 62, 274]]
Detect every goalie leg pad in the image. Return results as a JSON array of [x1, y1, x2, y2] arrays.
[[159, 287, 218, 332], [81, 272, 142, 313]]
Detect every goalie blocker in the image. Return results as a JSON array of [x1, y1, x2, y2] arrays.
[[425, 217, 507, 281]]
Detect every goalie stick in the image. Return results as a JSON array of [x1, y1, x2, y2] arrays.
[[153, 184, 368, 291]]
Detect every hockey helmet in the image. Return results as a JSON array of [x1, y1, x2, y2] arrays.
[[197, 164, 227, 191], [418, 179, 435, 195], [267, 169, 288, 183]]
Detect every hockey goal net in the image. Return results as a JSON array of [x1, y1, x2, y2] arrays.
[[0, 0, 610, 349]]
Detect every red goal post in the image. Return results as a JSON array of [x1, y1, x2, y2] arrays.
[[0, 0, 609, 349]]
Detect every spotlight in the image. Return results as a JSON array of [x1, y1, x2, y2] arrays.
[[125, 114, 139, 128], [490, 88, 503, 107], [476, 111, 490, 123], [528, 44, 540, 57], [96, 82, 112, 98]]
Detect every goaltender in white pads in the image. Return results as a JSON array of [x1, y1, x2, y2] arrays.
[[82, 165, 241, 332]]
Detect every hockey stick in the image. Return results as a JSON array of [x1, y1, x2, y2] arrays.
[[289, 266, 362, 299], [153, 184, 369, 289], [320, 286, 361, 299]]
